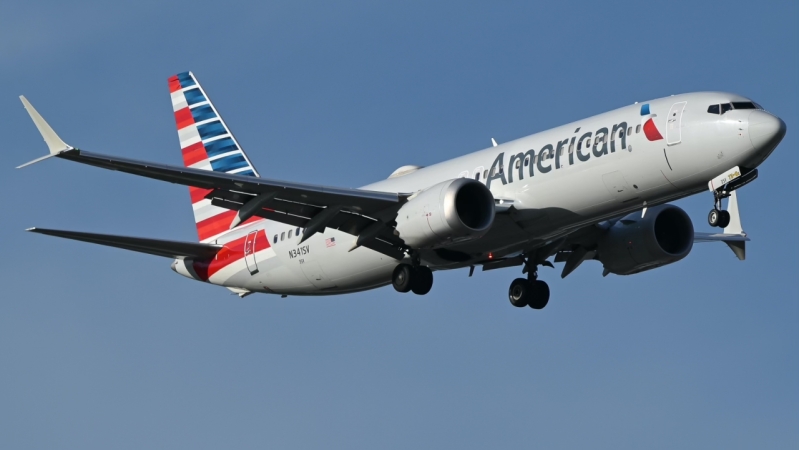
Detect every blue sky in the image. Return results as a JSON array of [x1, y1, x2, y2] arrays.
[[1, 1, 797, 448]]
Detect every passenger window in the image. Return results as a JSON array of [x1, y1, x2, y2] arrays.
[[568, 143, 574, 153], [627, 127, 632, 136], [273, 235, 278, 244], [483, 170, 488, 178], [280, 231, 285, 241], [636, 124, 641, 134], [296, 227, 301, 235], [515, 159, 521, 169], [475, 172, 480, 181], [721, 103, 733, 114], [288, 230, 293, 238], [524, 156, 529, 166], [707, 104, 720, 114]]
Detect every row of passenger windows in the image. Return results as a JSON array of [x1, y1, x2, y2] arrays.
[[274, 227, 304, 244], [707, 101, 761, 115], [470, 125, 642, 180]]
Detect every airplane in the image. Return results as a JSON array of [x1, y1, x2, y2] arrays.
[[17, 72, 787, 309]]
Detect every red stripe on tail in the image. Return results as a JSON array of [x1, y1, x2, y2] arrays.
[[168, 76, 182, 93], [182, 142, 209, 167]]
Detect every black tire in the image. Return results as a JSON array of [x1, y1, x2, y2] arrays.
[[508, 278, 531, 308], [708, 209, 721, 227], [392, 264, 413, 293], [411, 266, 434, 295], [718, 210, 731, 228], [528, 280, 550, 310]]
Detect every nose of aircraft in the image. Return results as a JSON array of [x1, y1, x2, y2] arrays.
[[749, 110, 787, 152]]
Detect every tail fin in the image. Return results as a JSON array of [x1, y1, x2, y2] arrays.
[[168, 71, 261, 242]]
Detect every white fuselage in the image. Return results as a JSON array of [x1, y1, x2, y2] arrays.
[[172, 91, 778, 295]]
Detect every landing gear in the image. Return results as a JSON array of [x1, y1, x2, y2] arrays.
[[392, 263, 434, 295], [507, 256, 551, 309], [507, 278, 550, 309], [708, 208, 730, 228]]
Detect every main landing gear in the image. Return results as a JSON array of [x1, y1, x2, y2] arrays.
[[392, 263, 434, 295], [508, 262, 550, 309]]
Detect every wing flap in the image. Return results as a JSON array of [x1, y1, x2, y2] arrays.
[[27, 228, 221, 259]]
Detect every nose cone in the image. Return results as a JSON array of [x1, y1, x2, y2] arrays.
[[749, 110, 787, 153]]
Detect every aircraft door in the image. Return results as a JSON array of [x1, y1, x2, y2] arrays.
[[244, 231, 259, 275], [666, 101, 687, 145]]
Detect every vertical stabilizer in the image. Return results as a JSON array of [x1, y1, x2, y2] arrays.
[[167, 71, 262, 242]]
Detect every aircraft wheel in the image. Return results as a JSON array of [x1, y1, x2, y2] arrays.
[[708, 209, 721, 227], [528, 280, 550, 310], [717, 210, 731, 228], [411, 266, 434, 295], [392, 264, 413, 293], [508, 278, 531, 308]]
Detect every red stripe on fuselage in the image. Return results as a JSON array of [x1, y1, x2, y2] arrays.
[[192, 228, 270, 280], [643, 118, 663, 141]]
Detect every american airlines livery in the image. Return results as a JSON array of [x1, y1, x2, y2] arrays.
[[18, 72, 786, 309]]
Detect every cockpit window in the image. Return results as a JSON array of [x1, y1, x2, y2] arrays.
[[732, 102, 756, 110], [710, 101, 763, 115]]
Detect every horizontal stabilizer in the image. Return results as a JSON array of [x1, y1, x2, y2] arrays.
[[27, 228, 221, 259]]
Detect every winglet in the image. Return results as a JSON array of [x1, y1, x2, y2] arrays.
[[17, 96, 73, 168]]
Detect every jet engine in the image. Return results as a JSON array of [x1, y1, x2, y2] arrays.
[[394, 178, 495, 249], [597, 204, 694, 275]]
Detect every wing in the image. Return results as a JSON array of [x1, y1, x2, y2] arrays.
[[18, 98, 409, 259]]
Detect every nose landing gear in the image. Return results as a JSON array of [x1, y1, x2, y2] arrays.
[[708, 206, 731, 228]]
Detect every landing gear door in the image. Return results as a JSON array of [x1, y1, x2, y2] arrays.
[[244, 231, 259, 275], [666, 101, 687, 145]]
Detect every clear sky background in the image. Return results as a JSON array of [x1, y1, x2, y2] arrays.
[[1, 1, 797, 448]]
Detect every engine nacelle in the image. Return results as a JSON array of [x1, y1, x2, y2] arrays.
[[597, 204, 694, 275], [395, 178, 495, 249]]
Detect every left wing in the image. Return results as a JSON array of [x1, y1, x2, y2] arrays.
[[18, 97, 409, 259]]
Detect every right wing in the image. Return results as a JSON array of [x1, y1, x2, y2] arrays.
[[18, 98, 409, 259]]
